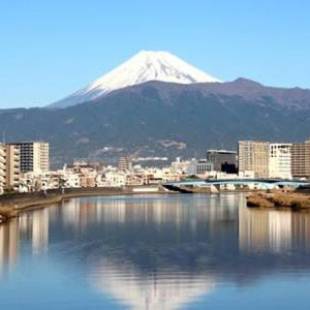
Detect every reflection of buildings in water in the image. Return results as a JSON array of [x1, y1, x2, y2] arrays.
[[60, 194, 244, 234], [239, 207, 292, 253], [0, 219, 19, 275], [61, 197, 127, 230], [291, 213, 310, 250], [239, 208, 269, 252], [208, 193, 243, 222], [89, 258, 215, 310], [32, 208, 49, 254], [268, 211, 291, 252], [239, 207, 310, 253], [62, 199, 84, 227], [0, 208, 51, 275], [18, 214, 31, 235]]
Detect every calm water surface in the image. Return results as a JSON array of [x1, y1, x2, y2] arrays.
[[1, 193, 310, 309]]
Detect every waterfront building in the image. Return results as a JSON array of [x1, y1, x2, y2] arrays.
[[63, 173, 80, 188], [171, 157, 190, 177], [3, 144, 20, 190], [186, 159, 213, 176], [197, 159, 213, 175], [207, 149, 237, 173], [306, 139, 310, 178], [291, 143, 306, 178], [0, 146, 5, 194], [118, 156, 132, 171], [0, 144, 20, 191], [269, 143, 292, 179], [238, 141, 270, 178], [103, 171, 126, 187], [291, 140, 310, 179], [10, 142, 49, 174]]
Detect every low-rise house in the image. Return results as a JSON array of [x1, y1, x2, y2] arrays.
[[63, 172, 80, 188], [103, 171, 126, 187], [126, 174, 144, 186]]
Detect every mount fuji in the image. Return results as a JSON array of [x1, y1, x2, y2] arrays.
[[2, 51, 310, 166], [50, 50, 221, 108]]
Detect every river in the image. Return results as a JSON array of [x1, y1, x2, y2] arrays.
[[0, 193, 310, 309]]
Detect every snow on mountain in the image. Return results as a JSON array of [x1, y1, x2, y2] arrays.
[[50, 50, 221, 108]]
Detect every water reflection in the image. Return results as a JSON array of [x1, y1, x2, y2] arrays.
[[0, 207, 50, 277], [239, 207, 310, 253], [90, 259, 215, 310], [0, 219, 19, 275], [1, 194, 310, 309]]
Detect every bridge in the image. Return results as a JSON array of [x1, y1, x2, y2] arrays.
[[163, 179, 310, 193]]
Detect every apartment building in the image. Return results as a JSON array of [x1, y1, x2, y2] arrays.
[[0, 144, 20, 191], [0, 146, 5, 193], [269, 143, 292, 179], [291, 140, 310, 179], [118, 156, 132, 171], [10, 142, 49, 174], [291, 143, 307, 178], [238, 141, 270, 178]]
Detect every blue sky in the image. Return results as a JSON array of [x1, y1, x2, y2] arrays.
[[1, 0, 309, 108]]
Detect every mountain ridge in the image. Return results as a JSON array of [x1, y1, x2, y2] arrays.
[[1, 79, 310, 167], [49, 50, 221, 109]]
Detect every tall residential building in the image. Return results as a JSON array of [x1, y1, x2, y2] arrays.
[[10, 142, 49, 174], [0, 146, 5, 193], [207, 149, 237, 173], [291, 140, 310, 178], [118, 156, 132, 171], [3, 144, 20, 190], [305, 139, 310, 177], [238, 141, 270, 178], [269, 143, 292, 179], [0, 144, 20, 191], [291, 143, 307, 178]]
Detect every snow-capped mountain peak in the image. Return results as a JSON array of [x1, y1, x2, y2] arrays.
[[50, 50, 221, 108]]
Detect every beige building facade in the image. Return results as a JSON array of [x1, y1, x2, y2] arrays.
[[291, 140, 310, 178], [0, 146, 5, 193], [10, 142, 49, 174], [238, 141, 270, 178], [0, 144, 20, 191]]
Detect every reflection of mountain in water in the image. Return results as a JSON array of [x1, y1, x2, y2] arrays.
[[90, 259, 215, 310], [1, 194, 310, 308]]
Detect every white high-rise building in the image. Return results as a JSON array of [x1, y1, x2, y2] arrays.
[[10, 142, 49, 174], [269, 143, 292, 179]]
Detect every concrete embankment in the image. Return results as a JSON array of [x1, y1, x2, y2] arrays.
[[247, 191, 310, 210], [0, 186, 166, 223]]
